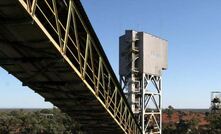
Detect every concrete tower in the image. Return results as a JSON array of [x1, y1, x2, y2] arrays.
[[119, 30, 168, 134]]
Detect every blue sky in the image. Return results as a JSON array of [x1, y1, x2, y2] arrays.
[[1, 0, 221, 108]]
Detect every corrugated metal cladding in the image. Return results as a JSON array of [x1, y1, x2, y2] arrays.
[[119, 30, 168, 76]]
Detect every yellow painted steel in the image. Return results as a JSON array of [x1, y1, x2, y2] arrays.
[[17, 0, 142, 133]]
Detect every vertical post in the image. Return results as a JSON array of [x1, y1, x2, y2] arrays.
[[142, 75, 162, 134], [52, 0, 62, 48], [63, 0, 72, 53], [31, 0, 37, 16], [159, 77, 162, 134], [142, 73, 145, 134], [211, 92, 213, 111]]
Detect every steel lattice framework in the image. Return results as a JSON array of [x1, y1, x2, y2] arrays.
[[142, 74, 162, 134], [0, 0, 142, 133], [119, 31, 167, 134]]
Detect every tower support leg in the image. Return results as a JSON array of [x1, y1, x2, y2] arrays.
[[142, 74, 162, 134]]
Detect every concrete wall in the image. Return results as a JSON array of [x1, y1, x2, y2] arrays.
[[119, 30, 168, 77]]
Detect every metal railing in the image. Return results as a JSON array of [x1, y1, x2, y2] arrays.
[[18, 0, 141, 133]]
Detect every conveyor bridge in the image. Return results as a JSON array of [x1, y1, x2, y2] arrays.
[[0, 0, 141, 133]]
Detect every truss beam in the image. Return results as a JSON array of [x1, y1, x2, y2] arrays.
[[12, 0, 142, 133]]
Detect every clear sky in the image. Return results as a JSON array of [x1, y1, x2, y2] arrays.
[[1, 0, 221, 108]]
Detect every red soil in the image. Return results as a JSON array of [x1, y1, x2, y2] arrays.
[[162, 111, 209, 126]]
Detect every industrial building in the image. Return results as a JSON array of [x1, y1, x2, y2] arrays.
[[119, 30, 168, 134]]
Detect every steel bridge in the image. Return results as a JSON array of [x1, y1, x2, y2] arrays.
[[0, 0, 141, 133]]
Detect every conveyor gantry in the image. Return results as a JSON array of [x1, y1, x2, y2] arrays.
[[0, 0, 141, 133]]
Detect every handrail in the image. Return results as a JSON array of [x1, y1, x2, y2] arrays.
[[18, 0, 142, 133]]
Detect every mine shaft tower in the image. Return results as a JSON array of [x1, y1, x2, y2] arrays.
[[211, 91, 221, 113], [119, 30, 168, 134]]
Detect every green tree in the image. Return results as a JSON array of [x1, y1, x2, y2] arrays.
[[206, 113, 221, 134], [165, 105, 174, 124], [0, 108, 83, 134]]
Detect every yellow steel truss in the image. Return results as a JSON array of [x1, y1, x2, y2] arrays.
[[18, 0, 141, 133]]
